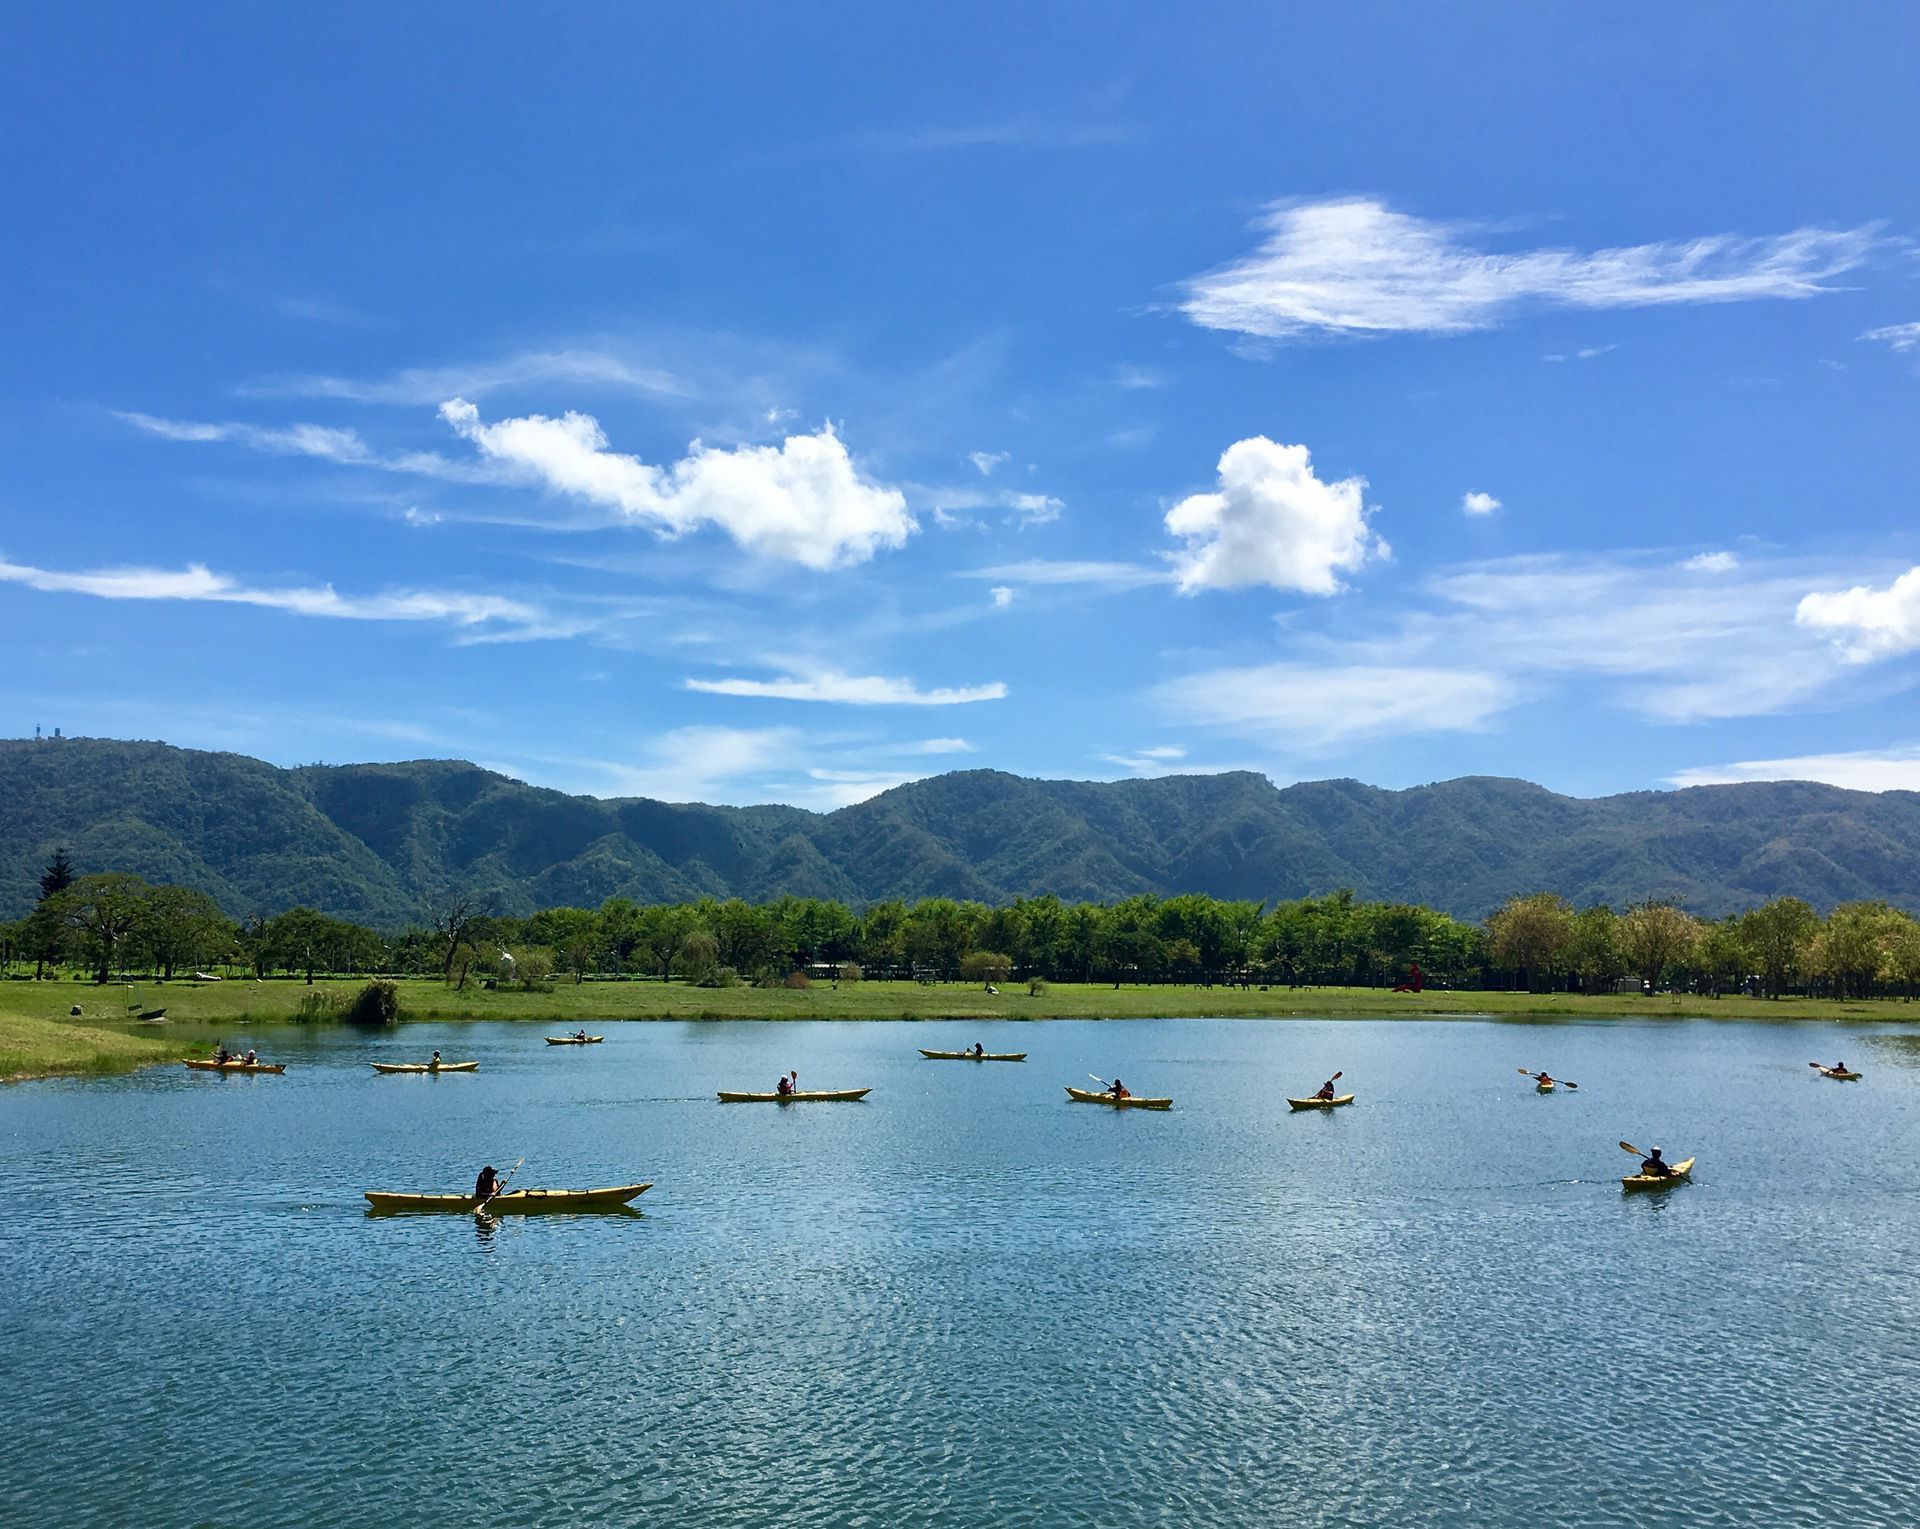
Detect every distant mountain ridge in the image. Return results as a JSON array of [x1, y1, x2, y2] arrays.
[[3, 737, 1919, 924]]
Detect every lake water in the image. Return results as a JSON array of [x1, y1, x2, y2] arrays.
[[3, 1016, 1918, 1527]]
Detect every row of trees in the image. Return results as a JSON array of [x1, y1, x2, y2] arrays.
[[7, 853, 1920, 1000], [1486, 892, 1920, 1000]]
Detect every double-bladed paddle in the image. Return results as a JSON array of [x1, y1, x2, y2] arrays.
[[1518, 1067, 1578, 1089], [476, 1155, 524, 1217]]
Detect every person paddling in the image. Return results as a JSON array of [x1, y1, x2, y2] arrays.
[[474, 1165, 503, 1201], [429, 1049, 442, 1071], [1107, 1077, 1130, 1100], [215, 1043, 232, 1065], [1530, 1070, 1555, 1087], [1640, 1147, 1674, 1179], [243, 1048, 258, 1066], [1315, 1077, 1339, 1101], [972, 1042, 985, 1058], [776, 1071, 796, 1097], [575, 1029, 588, 1042]]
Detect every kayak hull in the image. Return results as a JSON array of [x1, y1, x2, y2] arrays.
[[365, 1183, 652, 1214], [1065, 1086, 1172, 1110], [1287, 1095, 1355, 1110], [1816, 1069, 1862, 1080], [1622, 1157, 1695, 1192], [1536, 1082, 1556, 1093], [371, 1062, 478, 1073], [717, 1088, 871, 1102], [184, 1060, 285, 1074], [918, 1049, 1027, 1061], [545, 1036, 604, 1045]]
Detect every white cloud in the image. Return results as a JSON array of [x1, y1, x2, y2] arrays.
[[238, 348, 688, 404], [440, 399, 914, 569], [968, 450, 1009, 476], [0, 555, 548, 636], [684, 666, 1007, 705], [118, 410, 489, 483], [1158, 662, 1513, 749], [1462, 491, 1501, 517], [1796, 565, 1920, 660], [1109, 364, 1167, 390], [566, 725, 801, 803], [1861, 322, 1920, 354], [990, 585, 1014, 608], [1165, 436, 1385, 595], [963, 559, 1172, 590], [1101, 744, 1189, 772], [1006, 491, 1063, 526], [1180, 197, 1878, 342], [899, 737, 977, 755], [1669, 746, 1920, 793], [1683, 551, 1739, 573]]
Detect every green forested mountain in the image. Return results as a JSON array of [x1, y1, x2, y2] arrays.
[[3, 737, 1919, 923]]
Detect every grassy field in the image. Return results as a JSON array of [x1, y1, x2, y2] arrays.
[[5, 973, 1915, 1082]]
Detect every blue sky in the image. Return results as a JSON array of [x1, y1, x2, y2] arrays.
[[4, 4, 1920, 807]]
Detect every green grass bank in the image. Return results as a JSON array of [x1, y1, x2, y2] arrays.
[[5, 975, 1914, 1083]]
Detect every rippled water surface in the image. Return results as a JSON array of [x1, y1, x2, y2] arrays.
[[4, 1016, 1919, 1527]]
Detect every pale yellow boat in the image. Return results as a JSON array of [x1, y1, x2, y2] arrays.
[[184, 1059, 285, 1074], [545, 1035, 603, 1045], [1622, 1157, 1694, 1192], [919, 1049, 1027, 1061], [365, 1183, 652, 1214], [1287, 1094, 1355, 1110], [717, 1088, 871, 1102], [1065, 1086, 1171, 1110], [371, 1061, 478, 1074]]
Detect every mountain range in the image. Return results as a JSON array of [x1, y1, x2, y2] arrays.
[[4, 737, 1919, 925]]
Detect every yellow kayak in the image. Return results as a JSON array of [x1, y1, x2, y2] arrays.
[[918, 1049, 1027, 1061], [1622, 1157, 1695, 1192], [1536, 1081, 1557, 1093], [1816, 1068, 1862, 1080], [545, 1035, 603, 1045], [371, 1061, 478, 1073], [365, 1183, 652, 1214], [184, 1059, 285, 1074], [1287, 1094, 1354, 1110], [1065, 1086, 1171, 1110], [717, 1088, 871, 1102]]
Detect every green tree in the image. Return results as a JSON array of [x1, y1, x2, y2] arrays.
[[55, 872, 151, 983], [138, 885, 233, 979], [1617, 901, 1701, 993], [1486, 893, 1575, 991], [1567, 906, 1624, 995], [1738, 897, 1818, 998]]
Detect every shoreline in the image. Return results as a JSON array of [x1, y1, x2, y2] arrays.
[[5, 978, 1914, 1083]]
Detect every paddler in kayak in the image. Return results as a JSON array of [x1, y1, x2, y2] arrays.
[[1639, 1147, 1674, 1178], [775, 1071, 797, 1097], [1528, 1070, 1555, 1087], [474, 1165, 503, 1200], [243, 1048, 258, 1066], [1315, 1077, 1339, 1101], [429, 1050, 442, 1070], [972, 1042, 985, 1058], [574, 1029, 588, 1042], [214, 1043, 232, 1065], [1107, 1078, 1131, 1100]]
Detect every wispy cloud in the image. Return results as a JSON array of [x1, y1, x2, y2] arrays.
[[0, 555, 554, 638], [238, 348, 689, 404], [1006, 491, 1063, 527], [1861, 322, 1920, 354], [1683, 551, 1739, 573], [1108, 364, 1167, 390], [1101, 744, 1189, 772], [1543, 344, 1617, 363], [1669, 745, 1920, 793], [963, 559, 1173, 590], [990, 585, 1014, 608], [117, 410, 492, 484], [1158, 662, 1514, 750], [968, 450, 1009, 476], [1462, 490, 1501, 517], [684, 666, 1007, 706], [1180, 197, 1879, 342], [1166, 436, 1386, 595], [898, 737, 977, 756], [1796, 565, 1920, 660]]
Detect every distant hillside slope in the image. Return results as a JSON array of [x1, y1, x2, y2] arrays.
[[4, 737, 1919, 923]]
